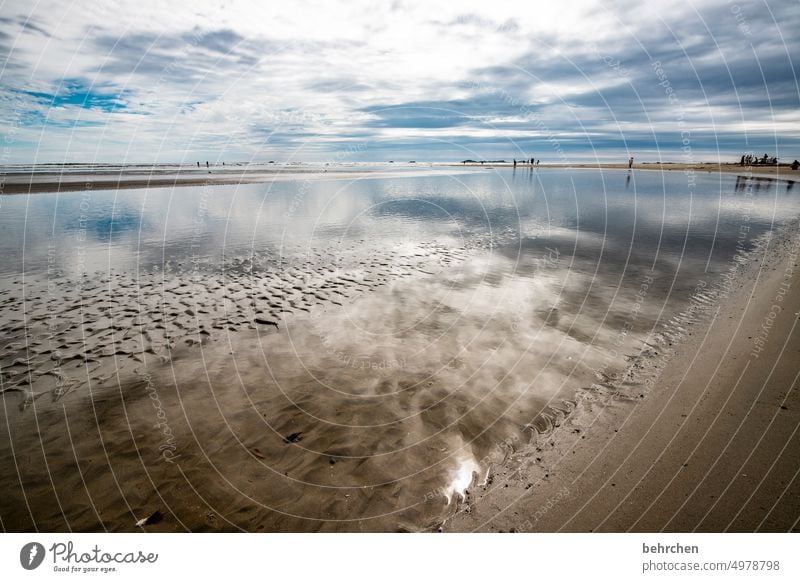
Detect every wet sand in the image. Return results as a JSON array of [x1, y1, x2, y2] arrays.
[[2, 230, 582, 532], [0, 166, 471, 195], [2, 168, 797, 532], [446, 222, 800, 532], [2, 163, 797, 196]]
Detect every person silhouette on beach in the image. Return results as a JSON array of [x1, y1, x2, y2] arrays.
[[628, 156, 634, 169]]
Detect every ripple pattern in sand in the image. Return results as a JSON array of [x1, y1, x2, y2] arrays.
[[0, 236, 512, 407]]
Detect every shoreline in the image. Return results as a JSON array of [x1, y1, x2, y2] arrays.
[[453, 162, 798, 181], [0, 166, 470, 195], [1, 163, 796, 195], [446, 221, 800, 532]]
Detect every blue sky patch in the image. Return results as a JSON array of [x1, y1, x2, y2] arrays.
[[21, 79, 129, 113]]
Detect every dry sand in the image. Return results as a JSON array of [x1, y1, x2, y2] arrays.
[[446, 221, 800, 532]]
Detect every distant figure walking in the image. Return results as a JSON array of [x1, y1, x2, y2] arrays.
[[628, 156, 634, 169], [196, 161, 200, 168], [206, 161, 209, 168], [513, 159, 517, 167]]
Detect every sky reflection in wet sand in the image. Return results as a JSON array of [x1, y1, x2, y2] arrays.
[[1, 168, 797, 531]]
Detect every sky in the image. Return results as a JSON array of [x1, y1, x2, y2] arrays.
[[0, 0, 798, 164]]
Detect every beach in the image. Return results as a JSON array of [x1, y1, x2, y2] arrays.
[[0, 166, 798, 532], [458, 162, 800, 181], [447, 220, 800, 532], [2, 163, 797, 196], [0, 164, 464, 195], [2, 2, 798, 577]]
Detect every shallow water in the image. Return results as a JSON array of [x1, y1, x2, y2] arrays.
[[1, 167, 797, 531]]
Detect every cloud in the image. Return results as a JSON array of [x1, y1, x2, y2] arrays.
[[0, 15, 51, 38], [0, 0, 797, 163]]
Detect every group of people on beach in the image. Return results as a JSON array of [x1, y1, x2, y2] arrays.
[[512, 158, 539, 167], [740, 153, 779, 165]]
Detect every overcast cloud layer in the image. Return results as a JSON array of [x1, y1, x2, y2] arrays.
[[0, 0, 797, 163]]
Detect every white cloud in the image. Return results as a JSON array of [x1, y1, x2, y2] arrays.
[[0, 0, 797, 162]]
